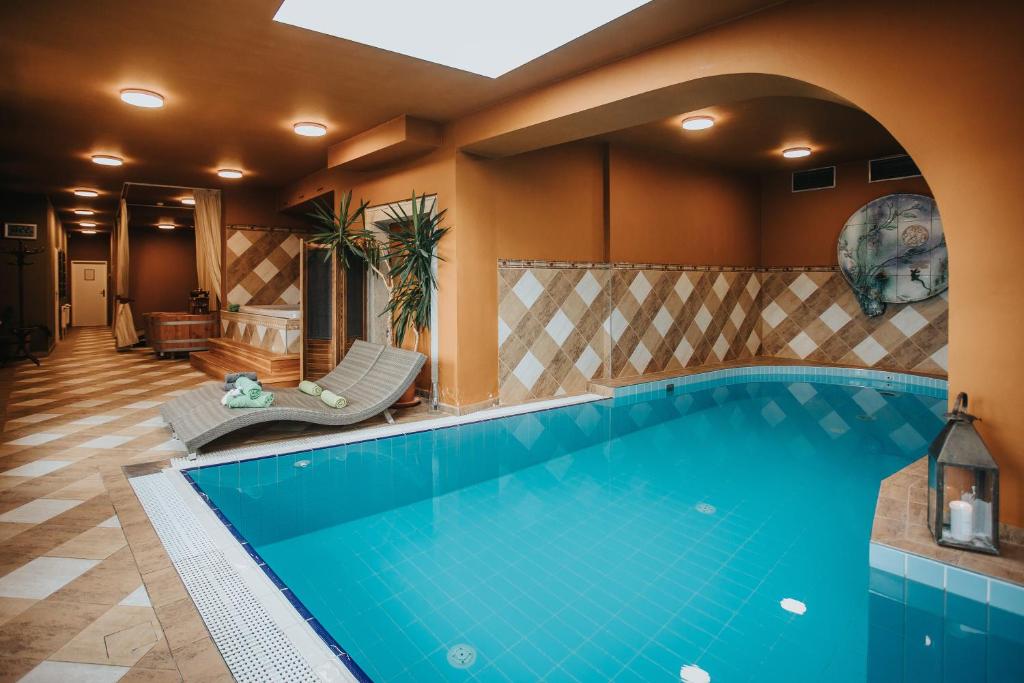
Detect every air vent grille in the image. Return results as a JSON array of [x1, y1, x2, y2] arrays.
[[870, 154, 921, 182], [791, 166, 835, 192]]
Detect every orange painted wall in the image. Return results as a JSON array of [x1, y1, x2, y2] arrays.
[[609, 144, 760, 265], [761, 159, 932, 267]]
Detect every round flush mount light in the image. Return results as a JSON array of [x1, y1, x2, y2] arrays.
[[217, 168, 243, 179], [681, 116, 715, 131], [120, 88, 165, 108], [73, 209, 94, 216], [81, 229, 97, 234], [293, 122, 327, 137], [782, 147, 812, 159], [157, 223, 175, 230], [73, 189, 99, 198], [79, 221, 97, 227], [91, 154, 124, 166], [180, 197, 196, 206]]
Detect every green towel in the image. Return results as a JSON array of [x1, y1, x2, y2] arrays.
[[227, 392, 275, 408], [227, 303, 240, 312], [298, 380, 323, 396], [235, 376, 263, 400], [320, 390, 347, 409]]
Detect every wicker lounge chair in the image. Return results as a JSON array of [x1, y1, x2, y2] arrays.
[[161, 340, 426, 457]]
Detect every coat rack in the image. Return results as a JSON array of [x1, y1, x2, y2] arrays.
[[1, 240, 47, 366]]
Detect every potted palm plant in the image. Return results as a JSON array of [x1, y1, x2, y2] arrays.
[[310, 190, 449, 407]]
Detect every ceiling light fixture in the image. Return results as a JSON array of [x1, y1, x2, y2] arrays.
[[782, 147, 812, 159], [73, 209, 95, 216], [217, 169, 243, 179], [81, 229, 97, 234], [293, 122, 328, 137], [73, 189, 99, 197], [681, 116, 715, 131], [157, 223, 176, 230], [80, 221, 97, 227], [91, 154, 124, 166], [274, 0, 654, 78], [180, 197, 196, 205], [119, 88, 165, 108]]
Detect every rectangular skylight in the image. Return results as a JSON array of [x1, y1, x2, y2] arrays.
[[273, 0, 653, 78]]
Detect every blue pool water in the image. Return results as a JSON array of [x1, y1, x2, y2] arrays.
[[187, 377, 1018, 681]]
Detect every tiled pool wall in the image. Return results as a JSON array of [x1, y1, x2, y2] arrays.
[[497, 260, 949, 405], [868, 543, 1024, 680], [612, 365, 948, 400]]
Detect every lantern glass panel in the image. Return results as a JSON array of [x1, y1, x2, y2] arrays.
[[931, 461, 998, 554]]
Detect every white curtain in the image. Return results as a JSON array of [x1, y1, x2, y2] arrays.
[[194, 188, 222, 310], [113, 198, 139, 348]]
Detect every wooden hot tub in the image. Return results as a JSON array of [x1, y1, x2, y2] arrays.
[[144, 311, 217, 357]]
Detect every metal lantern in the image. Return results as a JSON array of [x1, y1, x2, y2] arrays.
[[927, 392, 1000, 555]]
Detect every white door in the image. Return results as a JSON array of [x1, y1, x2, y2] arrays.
[[71, 261, 108, 326]]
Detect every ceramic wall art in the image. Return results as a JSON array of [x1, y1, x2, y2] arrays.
[[837, 193, 948, 316]]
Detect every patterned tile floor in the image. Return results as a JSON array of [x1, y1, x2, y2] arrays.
[[0, 327, 233, 682], [0, 326, 436, 683]]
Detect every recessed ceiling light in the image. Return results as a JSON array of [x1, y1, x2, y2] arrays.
[[92, 154, 124, 166], [180, 197, 196, 205], [73, 209, 95, 216], [80, 221, 97, 227], [217, 169, 243, 179], [81, 229, 97, 234], [157, 223, 175, 230], [293, 122, 328, 137], [73, 189, 99, 197], [681, 116, 715, 131], [782, 147, 812, 159], [120, 88, 165, 108], [274, 0, 654, 78]]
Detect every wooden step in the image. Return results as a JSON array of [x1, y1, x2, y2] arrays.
[[189, 336, 301, 385], [205, 338, 299, 375]]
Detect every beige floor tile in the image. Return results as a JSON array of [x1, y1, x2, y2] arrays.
[[50, 546, 143, 606], [152, 598, 207, 654], [51, 605, 161, 667], [120, 667, 183, 682], [140, 568, 187, 609], [0, 599, 109, 660], [0, 522, 32, 543], [49, 473, 107, 501], [171, 637, 233, 683], [45, 526, 127, 560], [0, 597, 36, 627]]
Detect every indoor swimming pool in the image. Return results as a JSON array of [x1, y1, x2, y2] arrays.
[[185, 372, 1022, 682]]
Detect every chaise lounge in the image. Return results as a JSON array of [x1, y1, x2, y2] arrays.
[[161, 340, 426, 457]]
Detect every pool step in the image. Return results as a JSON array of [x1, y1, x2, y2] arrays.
[[190, 338, 300, 386]]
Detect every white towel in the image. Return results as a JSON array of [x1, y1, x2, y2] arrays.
[[220, 388, 242, 406]]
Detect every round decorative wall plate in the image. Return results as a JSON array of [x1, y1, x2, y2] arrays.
[[837, 193, 948, 315]]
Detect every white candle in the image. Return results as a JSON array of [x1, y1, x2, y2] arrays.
[[949, 500, 973, 542]]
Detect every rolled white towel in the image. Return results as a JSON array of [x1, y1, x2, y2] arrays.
[[220, 387, 242, 406]]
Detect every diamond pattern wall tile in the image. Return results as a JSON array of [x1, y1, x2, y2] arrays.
[[224, 228, 302, 307]]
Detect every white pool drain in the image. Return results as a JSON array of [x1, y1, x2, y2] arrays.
[[447, 643, 476, 669], [695, 502, 716, 515], [294, 459, 311, 468]]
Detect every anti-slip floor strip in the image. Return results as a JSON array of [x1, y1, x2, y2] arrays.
[[130, 471, 351, 682]]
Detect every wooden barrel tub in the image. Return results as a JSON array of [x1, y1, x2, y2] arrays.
[[144, 311, 218, 357]]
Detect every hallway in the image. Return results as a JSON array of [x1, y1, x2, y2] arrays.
[[0, 328, 229, 682]]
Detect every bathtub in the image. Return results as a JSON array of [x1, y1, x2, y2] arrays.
[[238, 304, 301, 320]]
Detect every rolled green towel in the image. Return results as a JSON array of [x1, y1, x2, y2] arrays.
[[227, 392, 274, 409], [235, 376, 263, 400], [227, 303, 240, 312], [320, 390, 347, 409], [298, 380, 323, 396]]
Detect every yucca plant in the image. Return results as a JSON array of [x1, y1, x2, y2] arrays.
[[307, 190, 380, 270], [308, 189, 449, 349], [381, 192, 450, 348]]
